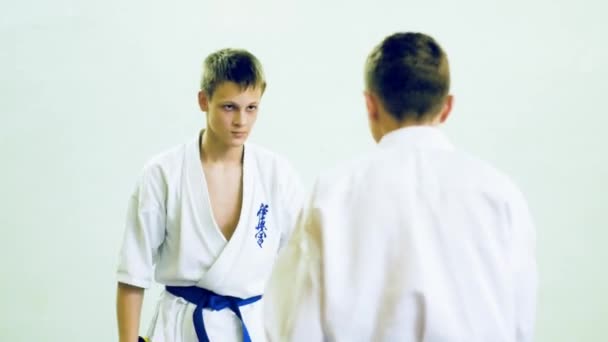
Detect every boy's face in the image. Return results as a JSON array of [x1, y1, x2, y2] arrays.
[[198, 81, 262, 148]]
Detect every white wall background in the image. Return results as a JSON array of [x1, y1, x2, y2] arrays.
[[1, 0, 606, 340]]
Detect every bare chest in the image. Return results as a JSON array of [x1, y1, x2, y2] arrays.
[[202, 164, 243, 241]]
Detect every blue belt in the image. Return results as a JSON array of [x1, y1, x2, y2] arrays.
[[165, 286, 262, 342]]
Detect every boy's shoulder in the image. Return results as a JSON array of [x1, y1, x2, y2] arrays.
[[246, 142, 297, 174], [143, 141, 189, 170], [135, 138, 194, 186]]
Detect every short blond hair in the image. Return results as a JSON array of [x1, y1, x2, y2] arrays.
[[200, 48, 266, 99]]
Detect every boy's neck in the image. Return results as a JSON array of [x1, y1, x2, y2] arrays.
[[200, 129, 243, 165], [377, 110, 441, 140]]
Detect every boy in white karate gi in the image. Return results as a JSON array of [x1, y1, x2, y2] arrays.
[[265, 32, 537, 342], [116, 48, 304, 342]]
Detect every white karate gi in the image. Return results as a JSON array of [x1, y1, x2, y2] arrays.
[[264, 126, 537, 342], [117, 131, 304, 341]]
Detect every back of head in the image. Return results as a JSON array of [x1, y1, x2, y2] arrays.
[[200, 48, 266, 98], [365, 32, 450, 122]]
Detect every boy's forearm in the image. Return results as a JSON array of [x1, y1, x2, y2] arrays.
[[116, 282, 145, 342]]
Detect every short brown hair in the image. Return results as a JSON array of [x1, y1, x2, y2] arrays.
[[365, 32, 450, 122], [200, 48, 266, 98]]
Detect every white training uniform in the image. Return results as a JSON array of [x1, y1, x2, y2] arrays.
[[117, 131, 305, 342], [265, 126, 537, 342]]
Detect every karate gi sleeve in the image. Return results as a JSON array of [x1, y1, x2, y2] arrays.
[[509, 189, 538, 342], [265, 195, 324, 342], [277, 159, 307, 249], [116, 165, 167, 289]]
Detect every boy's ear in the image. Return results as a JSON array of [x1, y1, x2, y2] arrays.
[[198, 91, 209, 112], [364, 91, 379, 122], [437, 95, 453, 123]]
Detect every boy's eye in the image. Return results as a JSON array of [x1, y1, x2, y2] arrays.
[[223, 104, 235, 111], [247, 105, 258, 111]]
